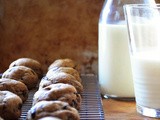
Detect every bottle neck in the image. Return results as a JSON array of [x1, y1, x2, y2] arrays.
[[99, 0, 156, 24]]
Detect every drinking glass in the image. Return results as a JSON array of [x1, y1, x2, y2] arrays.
[[124, 4, 160, 118]]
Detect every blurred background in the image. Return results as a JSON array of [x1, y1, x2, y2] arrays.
[[0, 0, 160, 74]]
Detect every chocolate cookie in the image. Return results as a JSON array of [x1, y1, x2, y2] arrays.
[[48, 58, 80, 72], [33, 83, 81, 110], [38, 116, 61, 120], [46, 67, 81, 83], [0, 91, 22, 120], [9, 58, 43, 79], [39, 72, 83, 94], [27, 101, 80, 120], [0, 78, 29, 102], [2, 66, 39, 90]]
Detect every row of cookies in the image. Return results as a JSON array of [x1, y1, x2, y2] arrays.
[[26, 58, 83, 120], [0, 58, 43, 120]]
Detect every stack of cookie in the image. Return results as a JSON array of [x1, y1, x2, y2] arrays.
[[27, 58, 83, 120], [0, 58, 43, 120], [2, 58, 43, 90]]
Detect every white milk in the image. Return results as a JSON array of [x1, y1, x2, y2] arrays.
[[131, 51, 160, 109], [98, 23, 135, 97]]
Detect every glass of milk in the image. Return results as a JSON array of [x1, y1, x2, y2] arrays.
[[98, 0, 155, 100], [124, 4, 160, 118]]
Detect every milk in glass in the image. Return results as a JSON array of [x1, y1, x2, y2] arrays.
[[130, 22, 160, 108], [98, 0, 155, 99], [131, 51, 160, 108]]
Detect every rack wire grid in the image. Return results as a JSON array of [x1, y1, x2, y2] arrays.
[[0, 74, 105, 120]]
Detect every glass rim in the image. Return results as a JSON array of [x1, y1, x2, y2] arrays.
[[124, 4, 160, 9]]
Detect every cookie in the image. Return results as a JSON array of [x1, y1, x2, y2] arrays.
[[39, 72, 83, 94], [48, 58, 80, 72], [0, 78, 29, 102], [0, 91, 22, 120], [2, 66, 39, 90], [46, 67, 81, 83], [38, 116, 61, 120], [33, 83, 81, 110], [27, 101, 80, 120], [9, 58, 43, 79]]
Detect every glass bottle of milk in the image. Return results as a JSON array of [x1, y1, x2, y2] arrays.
[[98, 0, 156, 99]]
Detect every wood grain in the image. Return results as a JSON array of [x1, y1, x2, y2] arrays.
[[102, 99, 159, 120]]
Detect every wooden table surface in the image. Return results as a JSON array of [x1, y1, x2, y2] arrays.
[[102, 98, 159, 120]]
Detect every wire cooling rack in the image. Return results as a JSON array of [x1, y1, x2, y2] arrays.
[[1, 74, 105, 120], [79, 74, 105, 120]]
